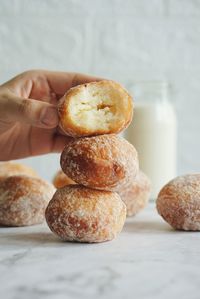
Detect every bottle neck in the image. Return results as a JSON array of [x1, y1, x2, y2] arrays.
[[128, 81, 169, 105]]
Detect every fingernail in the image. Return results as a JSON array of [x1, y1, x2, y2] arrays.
[[40, 107, 58, 127]]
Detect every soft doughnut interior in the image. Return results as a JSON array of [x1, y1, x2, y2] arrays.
[[68, 84, 126, 131]]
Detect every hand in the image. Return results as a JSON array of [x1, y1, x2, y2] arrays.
[[0, 70, 100, 161]]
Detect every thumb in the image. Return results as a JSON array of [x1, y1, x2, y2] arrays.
[[0, 91, 58, 128]]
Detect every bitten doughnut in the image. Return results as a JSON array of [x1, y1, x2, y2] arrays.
[[45, 185, 126, 243], [53, 170, 76, 189], [156, 174, 200, 231], [0, 175, 55, 226], [58, 80, 133, 137], [119, 171, 151, 217], [0, 162, 38, 182], [60, 134, 139, 191]]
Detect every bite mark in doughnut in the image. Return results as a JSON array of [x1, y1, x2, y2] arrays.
[[58, 80, 133, 137]]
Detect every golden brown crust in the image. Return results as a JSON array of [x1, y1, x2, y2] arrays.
[[45, 185, 126, 243], [119, 171, 151, 217], [53, 170, 151, 216], [156, 174, 200, 231], [0, 162, 38, 182], [60, 134, 139, 191], [0, 175, 55, 227], [58, 80, 133, 137], [53, 170, 76, 189]]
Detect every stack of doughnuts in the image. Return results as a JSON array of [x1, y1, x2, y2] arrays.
[[46, 80, 151, 243], [0, 162, 55, 226]]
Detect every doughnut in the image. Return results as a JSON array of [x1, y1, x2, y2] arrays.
[[0, 175, 55, 226], [60, 134, 139, 191], [156, 174, 200, 231], [0, 162, 38, 182], [53, 169, 76, 189], [58, 80, 133, 137], [53, 169, 150, 216], [119, 171, 151, 217], [45, 185, 126, 243]]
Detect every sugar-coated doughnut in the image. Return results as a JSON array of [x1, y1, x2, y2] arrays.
[[0, 162, 38, 182], [45, 185, 126, 243], [119, 171, 151, 217], [60, 134, 139, 191], [156, 174, 200, 231], [0, 175, 55, 226], [58, 80, 133, 137], [53, 169, 76, 189], [53, 169, 150, 216]]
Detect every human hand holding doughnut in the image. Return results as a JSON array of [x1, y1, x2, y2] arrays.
[[0, 70, 100, 160]]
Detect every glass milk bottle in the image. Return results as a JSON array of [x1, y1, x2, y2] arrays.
[[124, 82, 177, 199]]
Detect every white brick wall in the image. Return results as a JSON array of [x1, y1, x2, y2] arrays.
[[0, 0, 200, 181]]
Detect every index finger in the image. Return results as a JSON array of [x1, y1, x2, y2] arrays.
[[44, 71, 103, 98]]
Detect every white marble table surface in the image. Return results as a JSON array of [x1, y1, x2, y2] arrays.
[[1, 203, 200, 299]]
